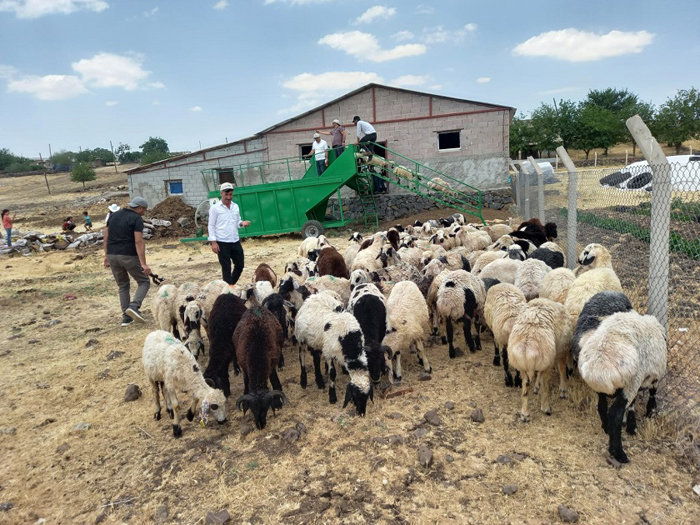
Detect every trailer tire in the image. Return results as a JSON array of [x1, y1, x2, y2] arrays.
[[301, 220, 325, 239]]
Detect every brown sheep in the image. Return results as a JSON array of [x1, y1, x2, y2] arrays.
[[253, 263, 277, 289], [316, 246, 350, 279]]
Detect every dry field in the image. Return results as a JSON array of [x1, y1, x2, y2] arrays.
[[0, 169, 699, 524]]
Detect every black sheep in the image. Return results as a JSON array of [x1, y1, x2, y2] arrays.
[[529, 246, 565, 269], [203, 294, 247, 398], [351, 293, 392, 386]]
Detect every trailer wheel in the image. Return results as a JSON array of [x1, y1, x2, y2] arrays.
[[301, 220, 325, 239]]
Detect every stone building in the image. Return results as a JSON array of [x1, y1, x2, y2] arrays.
[[126, 83, 515, 213]]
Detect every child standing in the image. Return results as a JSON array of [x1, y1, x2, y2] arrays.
[[82, 211, 93, 231], [2, 209, 14, 247]]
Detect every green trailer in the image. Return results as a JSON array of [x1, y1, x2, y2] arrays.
[[182, 144, 484, 242]]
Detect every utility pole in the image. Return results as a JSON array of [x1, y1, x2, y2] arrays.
[[109, 140, 118, 173], [39, 153, 51, 194]]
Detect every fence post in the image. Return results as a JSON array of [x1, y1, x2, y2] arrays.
[[556, 146, 578, 271], [519, 165, 530, 219], [527, 156, 545, 224], [509, 162, 521, 215], [626, 115, 671, 330]]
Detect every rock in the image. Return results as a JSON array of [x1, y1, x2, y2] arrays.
[[446, 454, 454, 463], [444, 401, 455, 410], [295, 422, 307, 434], [372, 437, 388, 446], [85, 327, 101, 333], [205, 509, 231, 524], [56, 443, 70, 454], [71, 423, 91, 433], [496, 455, 513, 465], [413, 427, 429, 438], [470, 409, 485, 423], [155, 505, 168, 523], [151, 219, 172, 227], [97, 368, 110, 380], [693, 485, 700, 496], [386, 412, 403, 420], [417, 445, 433, 468], [28, 339, 39, 345], [511, 453, 526, 461], [423, 409, 442, 426], [177, 217, 192, 227], [0, 428, 17, 435], [240, 422, 253, 437], [85, 339, 99, 348], [42, 309, 50, 314], [502, 484, 518, 495], [558, 505, 579, 523], [388, 435, 405, 445], [417, 372, 432, 381], [0, 350, 10, 357], [106, 350, 124, 360], [123, 384, 141, 402], [48, 320, 61, 326], [34, 418, 56, 428], [36, 382, 49, 389], [0, 503, 13, 511], [282, 428, 301, 444]]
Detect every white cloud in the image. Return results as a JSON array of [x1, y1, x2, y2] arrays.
[[465, 23, 477, 31], [105, 100, 118, 106], [512, 28, 654, 62], [355, 5, 395, 24], [72, 53, 161, 91], [537, 86, 579, 95], [146, 81, 165, 89], [415, 4, 433, 15], [280, 70, 383, 115], [318, 31, 426, 62], [392, 30, 414, 42], [143, 7, 158, 16], [421, 25, 472, 44], [0, 0, 108, 18], [476, 77, 490, 84], [189, 106, 202, 112], [213, 0, 228, 9], [0, 65, 17, 79], [390, 74, 428, 87], [8, 74, 89, 100]]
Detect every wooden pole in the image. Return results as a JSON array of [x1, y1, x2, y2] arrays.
[[39, 153, 51, 195], [109, 141, 118, 173]]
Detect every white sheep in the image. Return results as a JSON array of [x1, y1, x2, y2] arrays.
[[196, 279, 232, 322], [539, 268, 576, 305], [397, 243, 424, 268], [483, 223, 513, 242], [451, 226, 492, 252], [350, 232, 388, 273], [303, 275, 351, 306], [153, 284, 178, 334], [153, 283, 205, 358], [472, 250, 506, 275], [252, 280, 274, 307], [483, 283, 528, 387], [514, 258, 551, 300], [383, 280, 432, 379], [343, 232, 364, 270], [578, 310, 667, 463], [142, 330, 227, 438], [508, 298, 573, 422], [435, 270, 486, 358], [489, 234, 515, 252], [479, 256, 523, 284]]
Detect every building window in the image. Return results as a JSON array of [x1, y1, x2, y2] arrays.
[[168, 180, 183, 195], [218, 169, 234, 185], [437, 131, 461, 151], [299, 145, 312, 158]]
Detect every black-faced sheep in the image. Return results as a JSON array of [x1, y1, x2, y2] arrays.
[[143, 330, 227, 438], [316, 245, 350, 279], [578, 310, 667, 463], [435, 270, 486, 358], [528, 242, 565, 270], [233, 307, 287, 430], [203, 294, 248, 397], [152, 283, 205, 358]]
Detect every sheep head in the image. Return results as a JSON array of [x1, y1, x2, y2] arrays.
[[507, 244, 526, 261], [200, 382, 227, 425], [183, 302, 203, 333], [349, 232, 363, 243], [577, 243, 612, 269], [343, 382, 373, 417], [365, 343, 392, 386], [236, 390, 287, 430]]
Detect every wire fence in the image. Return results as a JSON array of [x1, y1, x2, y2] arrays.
[[515, 158, 700, 444]]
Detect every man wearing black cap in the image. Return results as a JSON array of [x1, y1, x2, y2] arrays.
[[103, 196, 152, 326], [353, 116, 386, 193]]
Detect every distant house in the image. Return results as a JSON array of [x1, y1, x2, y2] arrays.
[[126, 83, 515, 208]]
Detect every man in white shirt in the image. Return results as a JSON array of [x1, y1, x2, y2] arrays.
[[208, 182, 251, 285], [306, 133, 329, 176], [352, 115, 386, 193]]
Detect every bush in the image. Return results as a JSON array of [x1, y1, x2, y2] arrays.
[[71, 162, 97, 189], [141, 150, 170, 165]]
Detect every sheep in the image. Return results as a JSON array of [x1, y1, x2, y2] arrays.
[[143, 330, 227, 438], [397, 242, 424, 268], [539, 267, 576, 305], [483, 283, 528, 387], [508, 298, 573, 422], [316, 245, 350, 279], [253, 262, 278, 289], [479, 256, 523, 285], [578, 310, 667, 463], [298, 234, 329, 260], [416, 258, 446, 298], [284, 257, 311, 279], [233, 307, 287, 430], [483, 223, 513, 242], [435, 270, 486, 358], [351, 232, 388, 273], [428, 229, 457, 251], [528, 242, 565, 270], [383, 281, 432, 379], [489, 234, 515, 251], [376, 245, 401, 269], [153, 284, 179, 335], [427, 176, 456, 196], [252, 280, 274, 308], [514, 258, 551, 300], [386, 227, 400, 251], [575, 242, 613, 275], [294, 290, 344, 389], [511, 219, 548, 247], [451, 226, 492, 252], [203, 294, 247, 397], [196, 279, 232, 322], [393, 165, 416, 181], [343, 232, 364, 269], [435, 248, 472, 272], [303, 275, 351, 306], [175, 282, 206, 359], [321, 311, 373, 414], [472, 250, 506, 275], [369, 261, 422, 284]]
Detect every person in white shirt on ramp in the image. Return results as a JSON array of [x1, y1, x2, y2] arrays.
[[208, 182, 251, 285], [306, 133, 329, 176]]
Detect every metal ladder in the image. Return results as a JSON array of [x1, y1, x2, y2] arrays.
[[355, 171, 379, 229]]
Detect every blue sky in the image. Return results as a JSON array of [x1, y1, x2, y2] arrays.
[[0, 0, 698, 158]]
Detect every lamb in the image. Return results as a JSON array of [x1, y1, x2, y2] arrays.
[[351, 232, 388, 273], [343, 232, 364, 269], [153, 284, 179, 335], [316, 245, 350, 279], [383, 281, 432, 379], [143, 330, 227, 438], [508, 298, 573, 422], [427, 176, 456, 196], [203, 294, 247, 397], [376, 245, 401, 268], [298, 234, 329, 260], [472, 250, 506, 274], [303, 275, 351, 306], [176, 282, 206, 358], [514, 258, 551, 300], [429, 229, 456, 251], [393, 165, 416, 181], [483, 283, 527, 387], [578, 310, 667, 463], [528, 242, 565, 270], [539, 268, 576, 305], [435, 270, 486, 358], [233, 307, 287, 430], [435, 248, 472, 272], [253, 262, 278, 289]]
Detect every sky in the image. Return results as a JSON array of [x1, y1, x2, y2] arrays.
[[0, 0, 698, 158]]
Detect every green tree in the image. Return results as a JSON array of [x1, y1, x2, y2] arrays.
[[140, 136, 169, 165], [530, 100, 581, 152], [70, 162, 96, 189], [51, 150, 75, 167], [575, 104, 621, 160], [0, 148, 15, 171], [654, 87, 700, 154], [509, 113, 537, 158], [116, 143, 142, 163]]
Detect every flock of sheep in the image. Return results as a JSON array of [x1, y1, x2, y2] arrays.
[[141, 213, 667, 464]]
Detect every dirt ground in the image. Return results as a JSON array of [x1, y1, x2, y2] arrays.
[[1, 169, 699, 524]]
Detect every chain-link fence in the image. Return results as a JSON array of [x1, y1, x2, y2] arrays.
[[515, 156, 700, 446]]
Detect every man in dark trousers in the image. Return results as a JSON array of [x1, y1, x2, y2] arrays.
[[208, 182, 251, 285], [103, 196, 152, 326], [353, 115, 386, 193]]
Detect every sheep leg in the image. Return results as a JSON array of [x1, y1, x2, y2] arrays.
[[328, 360, 338, 404], [392, 351, 402, 381], [159, 381, 174, 419], [557, 356, 568, 399], [243, 372, 250, 395], [533, 372, 541, 395], [299, 348, 308, 389], [446, 317, 457, 359], [597, 393, 609, 434], [278, 352, 285, 370], [474, 318, 482, 351], [150, 380, 162, 421], [520, 373, 531, 422], [607, 389, 629, 463], [186, 398, 199, 422], [493, 342, 500, 367], [539, 369, 552, 415], [462, 316, 475, 353], [514, 370, 522, 388], [164, 385, 182, 438], [502, 347, 513, 387], [626, 402, 637, 436], [415, 340, 431, 374], [646, 385, 658, 417], [270, 369, 284, 410], [310, 348, 325, 389]]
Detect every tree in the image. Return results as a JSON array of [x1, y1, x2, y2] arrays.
[[530, 100, 581, 153], [139, 136, 169, 165], [509, 113, 537, 158], [0, 148, 15, 171], [70, 162, 96, 189], [51, 150, 75, 167], [654, 87, 700, 154], [575, 103, 622, 160], [116, 143, 142, 163]]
